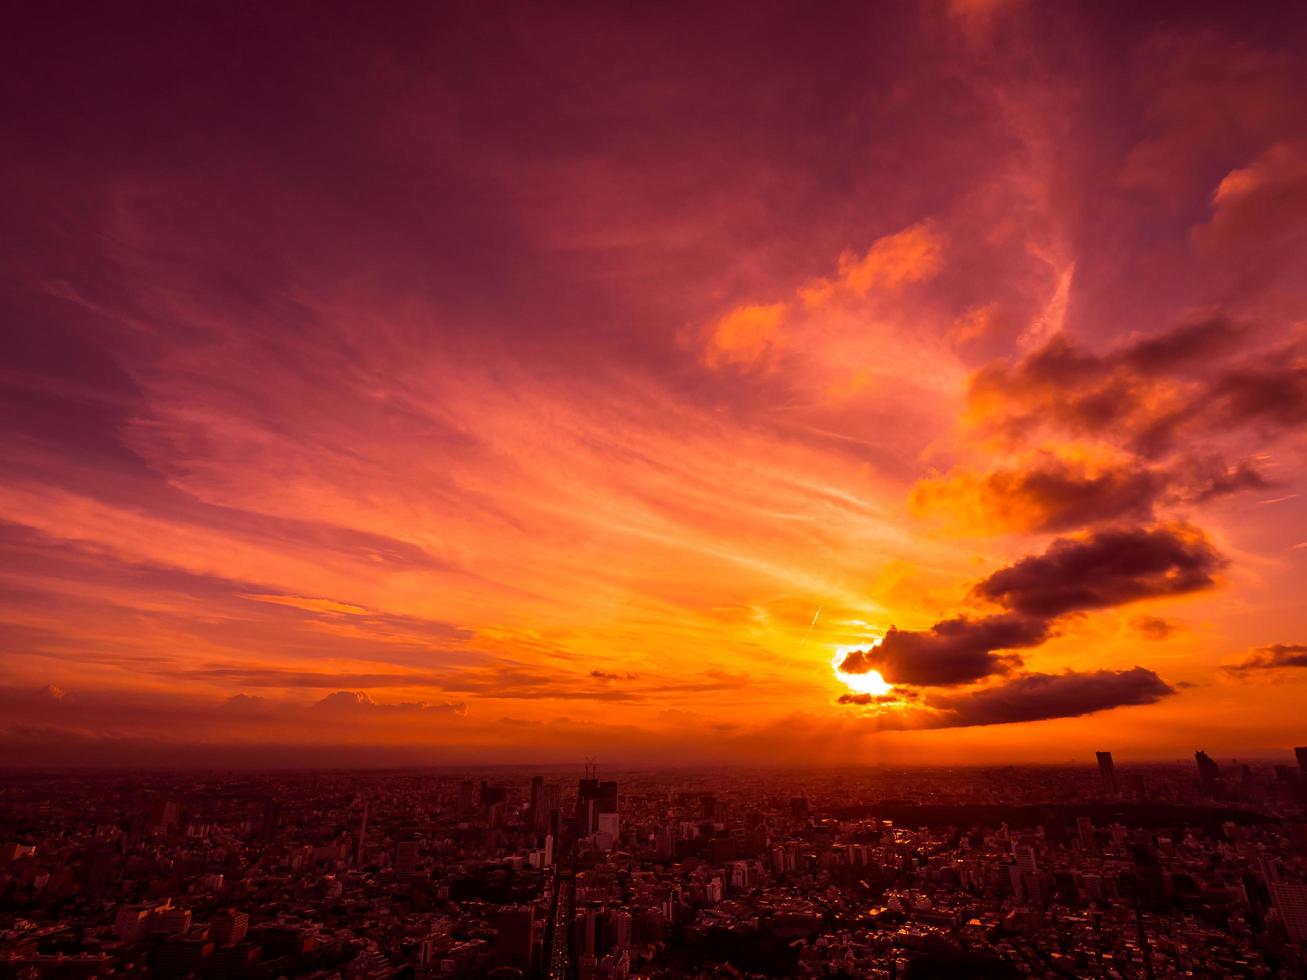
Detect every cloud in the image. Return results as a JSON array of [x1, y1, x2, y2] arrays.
[[1223, 643, 1307, 675], [911, 454, 1267, 535], [837, 523, 1221, 690], [838, 614, 1045, 687], [972, 523, 1224, 619], [237, 593, 371, 616], [799, 221, 944, 307], [911, 456, 1162, 533], [1131, 615, 1176, 641], [837, 692, 904, 706], [313, 690, 467, 715], [702, 303, 786, 369], [898, 667, 1176, 729], [590, 669, 638, 681], [1199, 140, 1307, 263], [697, 220, 947, 378], [968, 319, 1307, 457]]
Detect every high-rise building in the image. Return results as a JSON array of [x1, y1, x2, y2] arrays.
[[607, 909, 632, 950], [596, 812, 620, 850], [355, 799, 369, 865], [529, 775, 544, 826], [257, 798, 280, 841], [495, 904, 536, 972], [1096, 751, 1117, 795], [149, 800, 180, 834], [577, 775, 618, 835], [1195, 750, 1223, 796], [534, 783, 561, 833], [1271, 881, 1307, 944], [209, 910, 249, 946], [1296, 746, 1307, 780]]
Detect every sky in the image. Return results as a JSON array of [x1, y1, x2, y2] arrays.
[[3, 0, 1307, 767]]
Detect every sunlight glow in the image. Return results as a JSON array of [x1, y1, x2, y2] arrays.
[[831, 641, 892, 696]]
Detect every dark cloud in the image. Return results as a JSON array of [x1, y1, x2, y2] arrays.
[[970, 320, 1307, 457], [1223, 643, 1307, 674], [972, 524, 1224, 619], [912, 453, 1270, 535], [836, 524, 1221, 691], [1132, 615, 1176, 641], [930, 667, 1175, 727], [979, 462, 1160, 531], [837, 693, 906, 706], [911, 458, 1161, 533], [882, 667, 1175, 729], [838, 615, 1046, 687], [1183, 458, 1269, 502], [1209, 362, 1307, 431], [591, 669, 638, 681]]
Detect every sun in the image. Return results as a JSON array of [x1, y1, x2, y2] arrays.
[[831, 643, 892, 696]]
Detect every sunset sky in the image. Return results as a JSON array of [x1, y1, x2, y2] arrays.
[[3, 0, 1307, 767]]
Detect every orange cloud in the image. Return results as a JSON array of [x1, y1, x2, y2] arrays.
[[799, 221, 945, 307], [702, 303, 787, 369]]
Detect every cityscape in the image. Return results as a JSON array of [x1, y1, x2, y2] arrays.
[[5, 1, 1307, 978], [3, 752, 1307, 978]]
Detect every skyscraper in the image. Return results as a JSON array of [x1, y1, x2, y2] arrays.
[[576, 772, 618, 835], [576, 775, 599, 834], [534, 783, 561, 833], [529, 775, 544, 826], [1096, 751, 1117, 796], [1295, 746, 1307, 780], [495, 904, 536, 972], [356, 799, 369, 865], [1271, 881, 1307, 944], [1195, 750, 1223, 796]]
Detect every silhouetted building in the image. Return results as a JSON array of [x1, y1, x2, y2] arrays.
[[529, 775, 543, 823], [495, 904, 535, 973], [534, 783, 561, 834], [577, 777, 617, 835], [356, 799, 369, 865], [210, 910, 249, 946], [459, 780, 477, 817], [1195, 750, 1223, 797], [1271, 881, 1307, 944], [1096, 751, 1117, 795], [149, 799, 180, 834], [257, 799, 279, 841], [1296, 746, 1307, 780]]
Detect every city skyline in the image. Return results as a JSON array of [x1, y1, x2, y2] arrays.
[[4, 1, 1307, 767]]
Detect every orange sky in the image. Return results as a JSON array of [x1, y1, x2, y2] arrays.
[[3, 0, 1307, 766]]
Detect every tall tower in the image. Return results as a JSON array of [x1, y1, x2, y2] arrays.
[[1295, 746, 1307, 780], [1096, 751, 1117, 796], [1195, 750, 1223, 796], [530, 775, 544, 827], [356, 799, 369, 865], [577, 761, 600, 835]]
